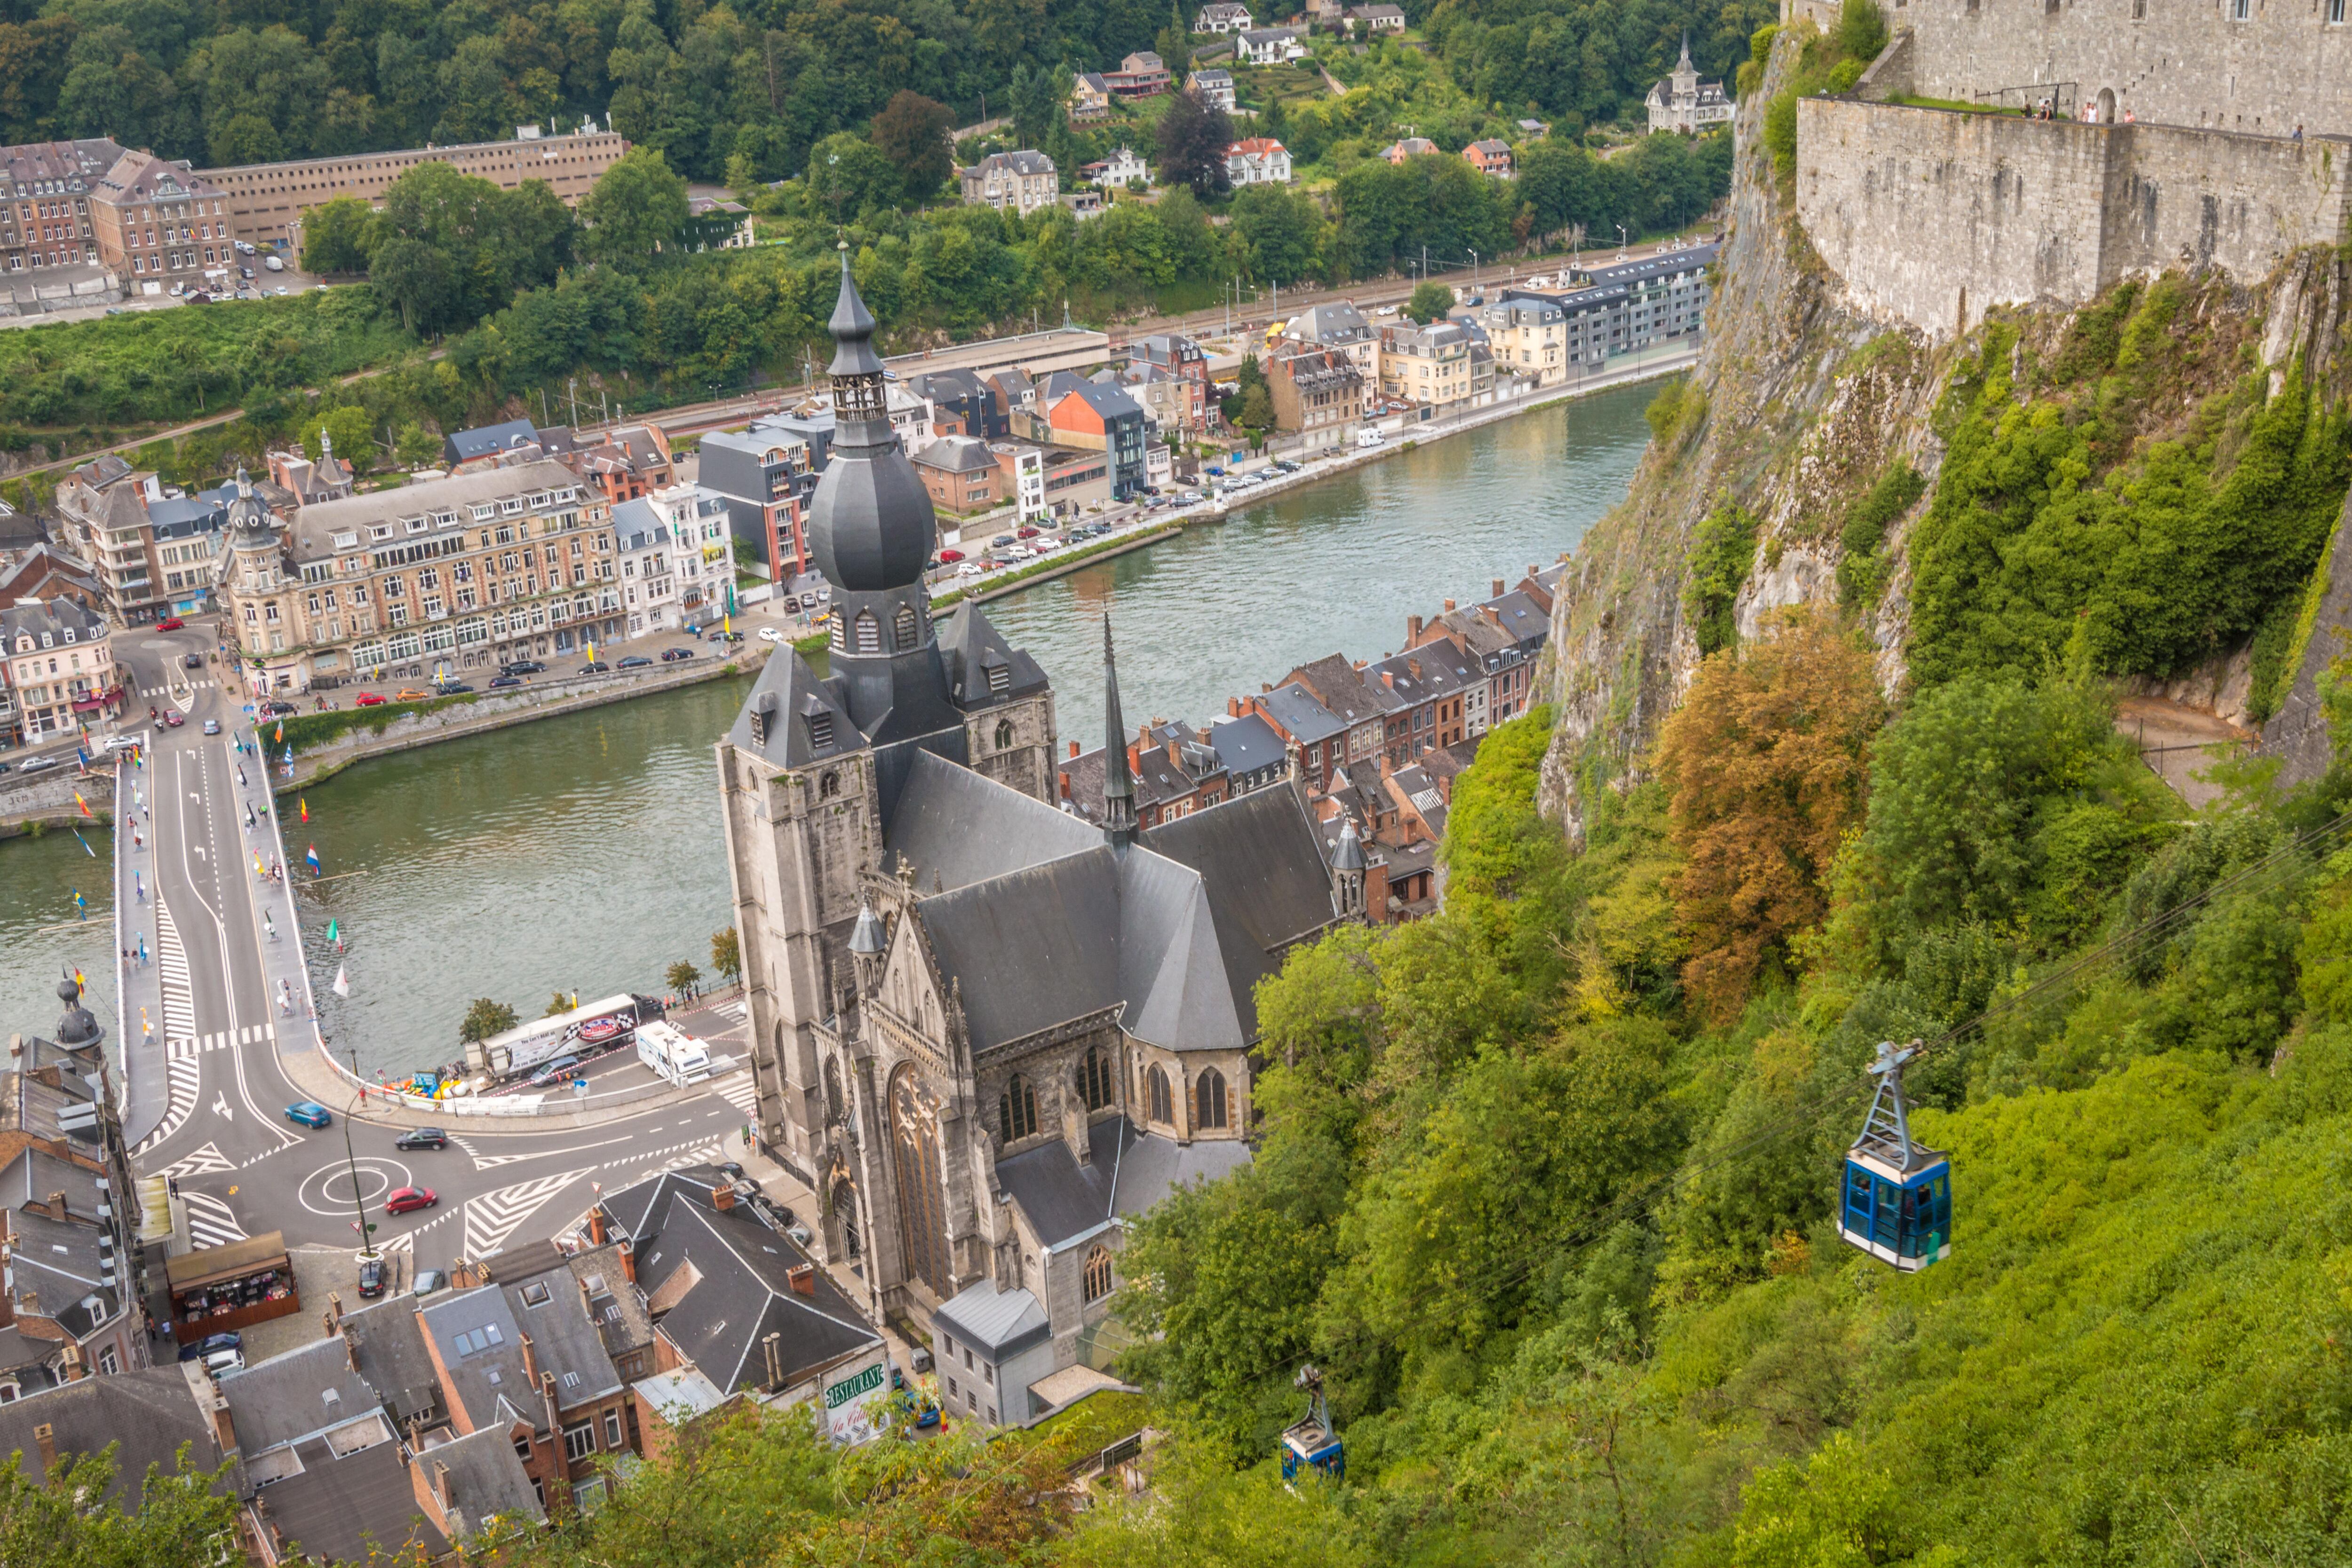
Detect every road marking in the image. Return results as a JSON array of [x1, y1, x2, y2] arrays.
[[461, 1169, 595, 1260], [210, 1091, 231, 1122], [156, 898, 194, 1044], [135, 1055, 205, 1156], [155, 1142, 237, 1178], [183, 1190, 248, 1249], [708, 1073, 761, 1120]]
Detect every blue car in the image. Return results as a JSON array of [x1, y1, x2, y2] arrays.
[[285, 1101, 332, 1128]]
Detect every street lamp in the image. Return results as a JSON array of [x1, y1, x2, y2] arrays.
[[340, 1114, 378, 1259]]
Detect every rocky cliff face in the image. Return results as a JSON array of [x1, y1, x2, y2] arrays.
[[1535, 26, 2352, 834]]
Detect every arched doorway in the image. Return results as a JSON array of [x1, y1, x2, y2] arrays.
[[887, 1067, 952, 1297], [2097, 88, 2117, 123]]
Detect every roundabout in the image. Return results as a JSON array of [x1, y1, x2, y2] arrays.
[[298, 1156, 415, 1218]]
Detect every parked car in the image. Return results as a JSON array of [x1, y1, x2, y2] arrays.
[[489, 675, 523, 689], [262, 254, 284, 271], [157, 616, 185, 631], [757, 626, 785, 644], [384, 1186, 438, 1215], [991, 534, 1017, 548], [357, 1254, 385, 1298], [261, 700, 297, 716], [412, 1269, 448, 1297], [18, 754, 56, 773], [580, 661, 609, 674], [937, 548, 965, 564], [176, 1331, 242, 1364], [201, 719, 221, 735], [202, 1347, 247, 1377], [285, 1101, 332, 1128], [1015, 525, 1041, 539], [617, 655, 653, 669], [502, 660, 546, 675], [661, 648, 695, 662], [782, 596, 802, 613], [354, 692, 386, 706], [183, 653, 205, 669], [395, 688, 433, 700], [163, 710, 184, 727], [529, 1054, 583, 1086], [708, 629, 743, 644], [395, 1127, 447, 1150], [433, 682, 474, 694]]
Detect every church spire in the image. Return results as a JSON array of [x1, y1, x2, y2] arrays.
[[827, 240, 890, 444], [1677, 28, 1692, 70], [1101, 617, 1136, 849]]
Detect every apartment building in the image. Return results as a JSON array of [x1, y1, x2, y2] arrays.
[[1186, 70, 1238, 112], [199, 128, 629, 251], [1268, 347, 1368, 446], [1500, 242, 1717, 369], [218, 458, 620, 692], [88, 151, 231, 290], [960, 151, 1060, 216], [1283, 301, 1381, 384], [1378, 318, 1494, 413], [0, 139, 114, 274], [1480, 295, 1568, 386], [699, 410, 834, 581]]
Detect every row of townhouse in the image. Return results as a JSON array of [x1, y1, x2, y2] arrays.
[[1054, 565, 1566, 924], [0, 1158, 902, 1565]]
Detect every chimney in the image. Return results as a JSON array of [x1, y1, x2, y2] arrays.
[[1165, 737, 1180, 765], [1059, 769, 1071, 801], [20, 1288, 40, 1320], [588, 1209, 607, 1246], [342, 1323, 359, 1373], [1260, 682, 1271, 694], [618, 1238, 636, 1284], [328, 1292, 344, 1329], [33, 1423, 56, 1475], [787, 1264, 816, 1298], [1526, 564, 1540, 581], [1483, 605, 1504, 628], [1127, 741, 1142, 773], [761, 1332, 783, 1390], [1068, 740, 1080, 759], [1408, 658, 1422, 679], [45, 1192, 66, 1222], [1380, 670, 1395, 689], [1443, 598, 1456, 612], [1227, 696, 1240, 717], [711, 1181, 736, 1210], [433, 1461, 453, 1512], [519, 1331, 541, 1392], [210, 1391, 238, 1457], [1491, 578, 1504, 598], [1407, 613, 1423, 643]]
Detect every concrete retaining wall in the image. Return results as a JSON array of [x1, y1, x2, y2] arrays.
[[1797, 99, 2351, 337], [0, 760, 117, 830]]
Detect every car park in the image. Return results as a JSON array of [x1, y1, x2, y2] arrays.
[[529, 1054, 583, 1086], [285, 1101, 331, 1128], [357, 1254, 385, 1298], [489, 675, 523, 689], [384, 1186, 438, 1215], [395, 1127, 447, 1150], [661, 648, 694, 662], [354, 692, 385, 706], [176, 1331, 242, 1364], [618, 655, 653, 669], [201, 719, 221, 735]]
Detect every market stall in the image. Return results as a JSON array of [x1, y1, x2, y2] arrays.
[[164, 1231, 299, 1344]]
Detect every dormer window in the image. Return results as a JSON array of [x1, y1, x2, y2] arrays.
[[369, 525, 392, 541], [470, 504, 496, 521], [808, 710, 834, 750], [499, 498, 526, 516], [404, 515, 428, 534], [986, 663, 1010, 696], [331, 532, 358, 549]]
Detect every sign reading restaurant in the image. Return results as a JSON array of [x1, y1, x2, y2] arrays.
[[823, 1356, 891, 1445]]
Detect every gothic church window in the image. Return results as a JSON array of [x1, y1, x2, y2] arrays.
[[1077, 1044, 1113, 1111], [854, 609, 880, 654], [1196, 1067, 1228, 1129], [819, 770, 841, 799], [1146, 1065, 1172, 1124], [894, 602, 918, 649], [994, 718, 1015, 750], [1082, 1244, 1113, 1303], [1000, 1075, 1039, 1142], [888, 1069, 952, 1297], [825, 1058, 844, 1122]]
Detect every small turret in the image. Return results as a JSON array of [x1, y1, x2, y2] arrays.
[[848, 897, 886, 994], [1101, 619, 1136, 851], [1331, 816, 1366, 920]]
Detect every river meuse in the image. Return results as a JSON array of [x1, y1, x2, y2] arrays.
[[0, 381, 1659, 1070]]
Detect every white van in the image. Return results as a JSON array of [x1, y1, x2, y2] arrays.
[[636, 1019, 713, 1087], [262, 254, 285, 272], [1355, 428, 1386, 449]]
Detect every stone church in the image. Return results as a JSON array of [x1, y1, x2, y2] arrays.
[[715, 257, 1362, 1422]]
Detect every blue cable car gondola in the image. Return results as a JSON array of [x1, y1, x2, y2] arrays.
[[1279, 1365, 1343, 1485], [1837, 1039, 1952, 1270]]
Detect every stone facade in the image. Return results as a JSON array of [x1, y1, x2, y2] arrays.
[[1798, 98, 2352, 337]]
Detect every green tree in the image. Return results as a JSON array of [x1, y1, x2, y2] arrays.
[[1230, 185, 1323, 285], [368, 236, 457, 335], [580, 146, 691, 264], [0, 1444, 242, 1568], [869, 91, 956, 204], [459, 997, 517, 1043], [299, 406, 376, 472], [806, 131, 903, 222], [710, 927, 742, 985], [1404, 279, 1455, 323], [665, 959, 701, 996], [299, 195, 378, 276], [545, 992, 572, 1017], [1155, 86, 1234, 198], [394, 422, 440, 469]]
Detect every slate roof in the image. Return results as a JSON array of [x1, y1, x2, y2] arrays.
[[3, 1205, 120, 1341], [883, 746, 1097, 894], [913, 434, 996, 476], [340, 1294, 444, 1425], [726, 649, 860, 771], [1254, 682, 1345, 745], [1140, 783, 1337, 1037], [415, 1285, 540, 1435], [218, 1334, 381, 1456], [934, 1280, 1050, 1359], [1048, 378, 1146, 426], [253, 1433, 445, 1567], [609, 1173, 879, 1395], [612, 496, 667, 551], [996, 1117, 1254, 1249], [418, 1424, 544, 1538], [480, 1243, 623, 1413], [0, 1364, 225, 1507], [444, 417, 541, 464], [1288, 653, 1393, 726], [1208, 712, 1287, 776]]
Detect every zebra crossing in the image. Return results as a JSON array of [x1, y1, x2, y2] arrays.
[[707, 1071, 759, 1120], [137, 680, 217, 697], [183, 1190, 248, 1249], [154, 1142, 237, 1179], [156, 898, 193, 1044], [461, 1169, 595, 1260]]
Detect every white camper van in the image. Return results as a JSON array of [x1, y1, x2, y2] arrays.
[[636, 1019, 714, 1087]]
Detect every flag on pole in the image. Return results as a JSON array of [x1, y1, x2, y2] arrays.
[[75, 741, 91, 768], [299, 797, 310, 824], [274, 720, 284, 743], [72, 829, 95, 857], [72, 966, 86, 989], [306, 844, 321, 876], [72, 890, 86, 919], [332, 964, 351, 998], [326, 917, 342, 948], [72, 791, 93, 818]]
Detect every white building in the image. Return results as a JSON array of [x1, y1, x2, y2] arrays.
[[993, 443, 1047, 524], [1647, 33, 1733, 135], [1193, 2, 1253, 32], [612, 500, 680, 638], [1186, 69, 1237, 112], [1224, 137, 1293, 186], [644, 483, 733, 622], [1084, 147, 1151, 189], [1234, 27, 1304, 64], [959, 151, 1059, 216]]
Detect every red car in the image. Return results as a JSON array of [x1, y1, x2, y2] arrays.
[[937, 548, 966, 564], [384, 1186, 437, 1215], [353, 692, 386, 707], [157, 616, 185, 631], [163, 710, 184, 728], [1014, 526, 1041, 540]]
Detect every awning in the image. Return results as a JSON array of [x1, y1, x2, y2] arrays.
[[70, 695, 106, 712], [165, 1230, 288, 1291]]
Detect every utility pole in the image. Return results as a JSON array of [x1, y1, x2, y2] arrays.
[[568, 377, 579, 427], [340, 1116, 376, 1261]]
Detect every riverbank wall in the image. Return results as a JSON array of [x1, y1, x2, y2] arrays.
[[0, 764, 116, 838]]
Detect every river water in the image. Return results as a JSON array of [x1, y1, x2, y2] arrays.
[[0, 381, 1659, 1067]]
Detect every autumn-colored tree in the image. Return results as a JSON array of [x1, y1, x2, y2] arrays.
[[1653, 610, 1882, 1019]]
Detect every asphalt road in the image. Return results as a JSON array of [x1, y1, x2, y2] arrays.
[[117, 623, 763, 1274]]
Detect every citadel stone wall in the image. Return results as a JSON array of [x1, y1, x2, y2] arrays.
[[1786, 0, 2352, 135], [1797, 99, 2350, 335]]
